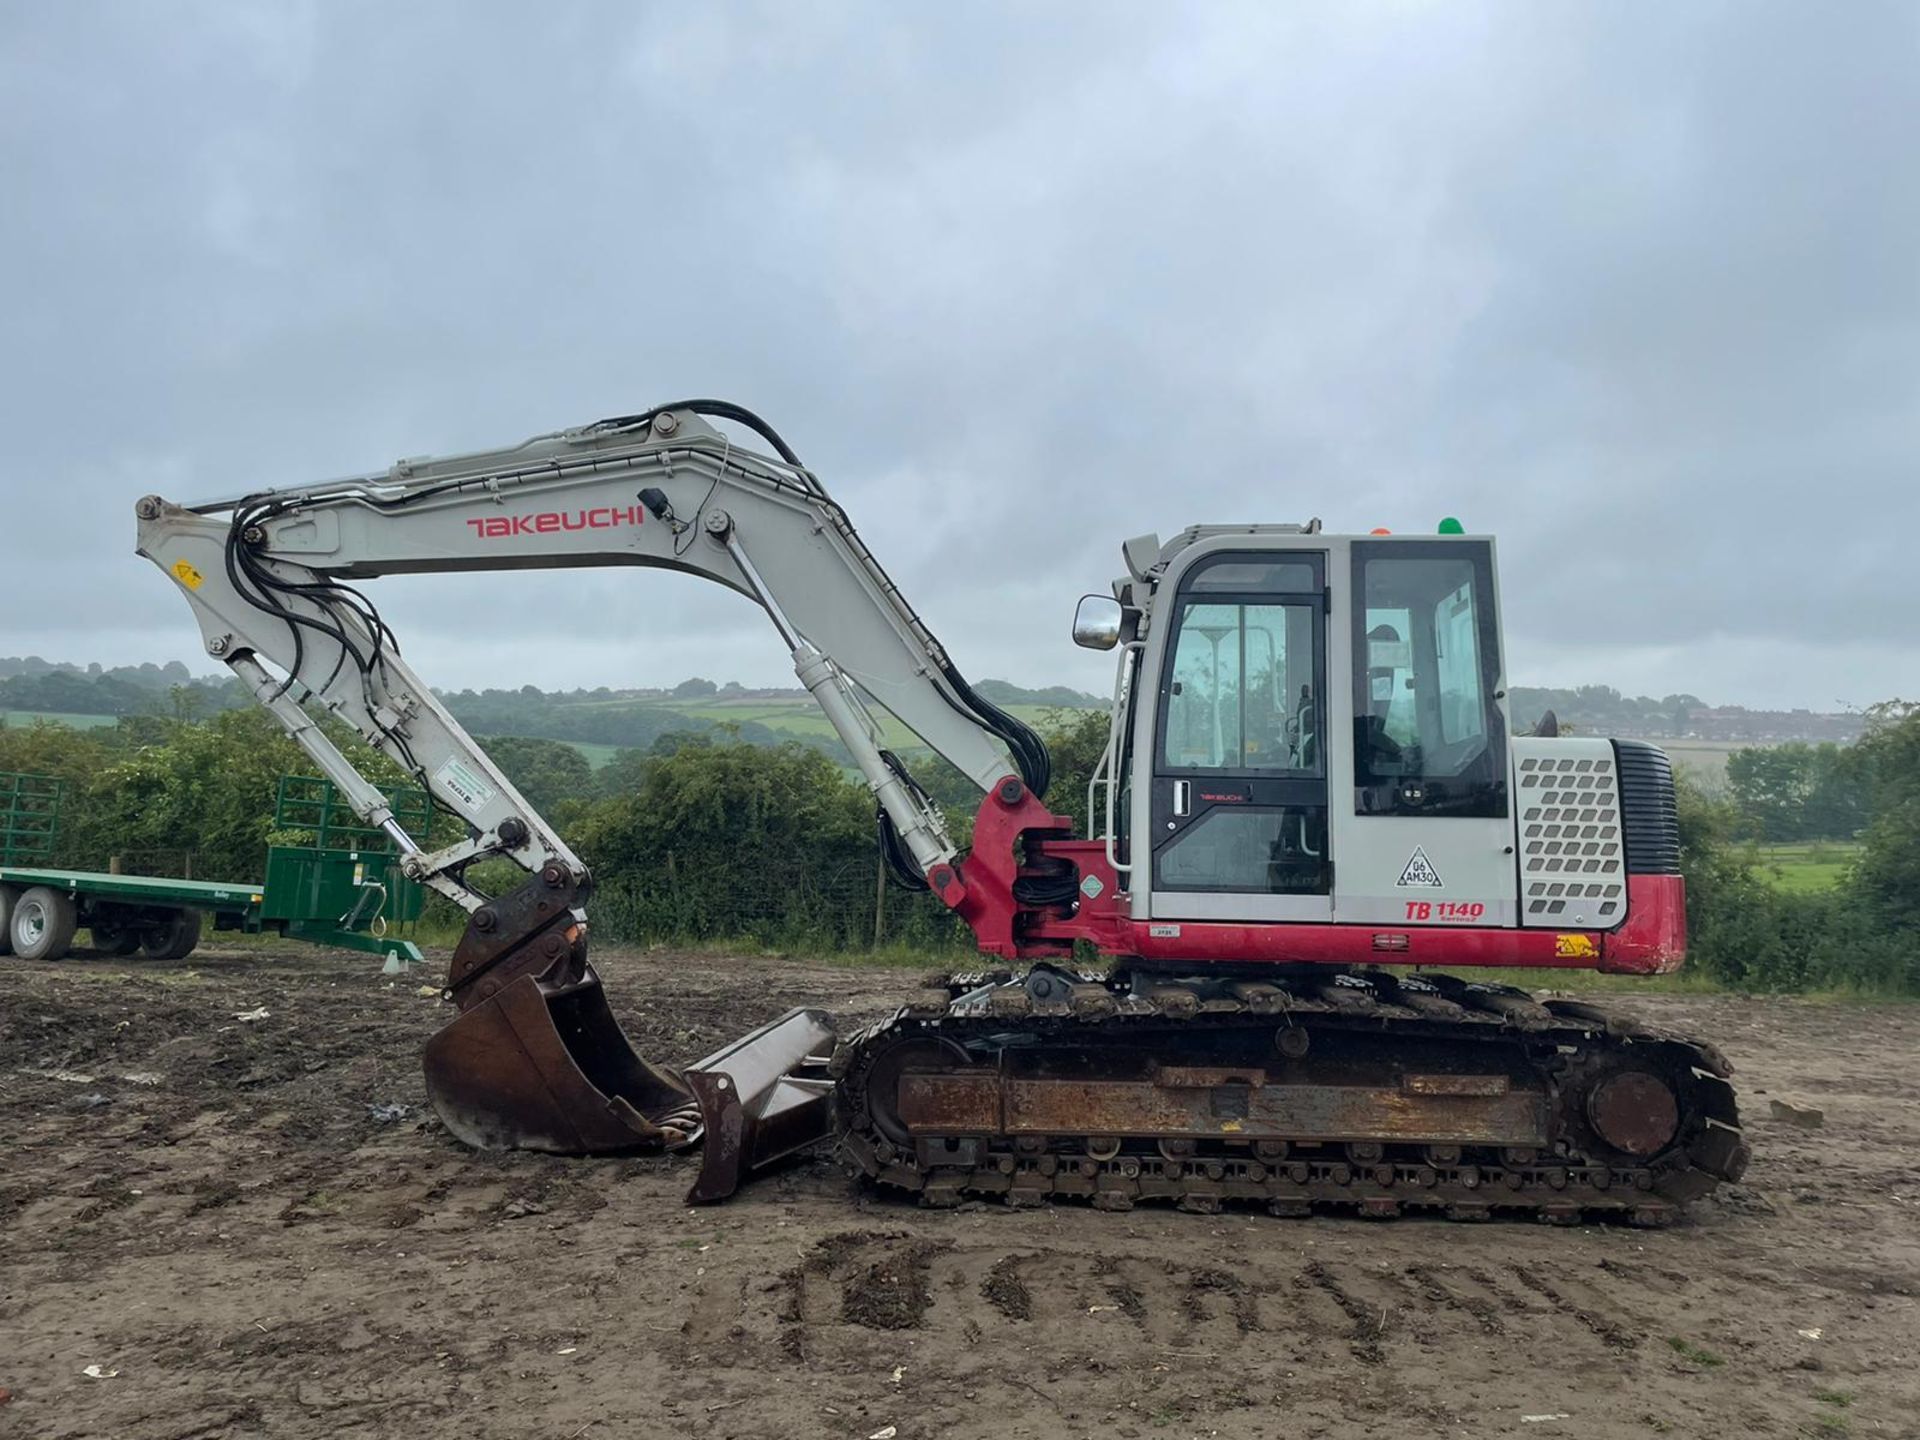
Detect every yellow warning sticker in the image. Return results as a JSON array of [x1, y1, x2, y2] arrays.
[[1554, 933, 1599, 959], [172, 559, 204, 590]]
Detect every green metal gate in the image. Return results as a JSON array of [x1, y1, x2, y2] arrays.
[[0, 772, 63, 867]]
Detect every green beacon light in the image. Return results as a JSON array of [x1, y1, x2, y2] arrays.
[[1437, 516, 1465, 535]]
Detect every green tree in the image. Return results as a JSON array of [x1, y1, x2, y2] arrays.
[[1725, 744, 1812, 840], [1675, 760, 1914, 993], [1, 708, 421, 881], [1673, 771, 1762, 957], [477, 734, 596, 820], [1852, 701, 1920, 933], [1803, 742, 1869, 840], [79, 708, 307, 878], [573, 737, 882, 946], [1725, 741, 1868, 842], [1036, 707, 1114, 837]]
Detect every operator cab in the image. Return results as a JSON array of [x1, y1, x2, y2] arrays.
[[1081, 526, 1515, 930]]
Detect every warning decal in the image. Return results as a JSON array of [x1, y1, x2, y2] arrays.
[[434, 756, 498, 815], [1396, 846, 1444, 888]]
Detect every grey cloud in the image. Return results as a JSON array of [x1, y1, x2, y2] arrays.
[[1, 1, 1914, 712]]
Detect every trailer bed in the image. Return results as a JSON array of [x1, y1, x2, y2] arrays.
[[0, 866, 262, 914]]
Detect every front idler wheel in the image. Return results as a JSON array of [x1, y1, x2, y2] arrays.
[[860, 1034, 975, 1149]]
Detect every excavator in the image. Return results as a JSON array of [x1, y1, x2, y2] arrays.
[[134, 400, 1748, 1223]]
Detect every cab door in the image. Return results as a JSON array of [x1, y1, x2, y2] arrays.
[[1145, 550, 1332, 922], [1334, 538, 1518, 926]]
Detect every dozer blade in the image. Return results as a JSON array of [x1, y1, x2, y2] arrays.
[[422, 864, 702, 1155], [683, 1007, 839, 1204]]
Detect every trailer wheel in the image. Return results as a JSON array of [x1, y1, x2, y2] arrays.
[[0, 884, 17, 956], [90, 922, 143, 957], [141, 908, 202, 960], [11, 886, 78, 961]]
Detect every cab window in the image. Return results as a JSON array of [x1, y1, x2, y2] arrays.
[[1159, 555, 1322, 776], [1351, 541, 1507, 817], [1161, 602, 1320, 773]]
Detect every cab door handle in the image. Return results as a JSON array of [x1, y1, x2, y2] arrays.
[[1172, 780, 1192, 817]]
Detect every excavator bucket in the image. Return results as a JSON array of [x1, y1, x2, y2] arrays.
[[419, 866, 842, 1197], [422, 867, 703, 1154], [423, 963, 702, 1152]]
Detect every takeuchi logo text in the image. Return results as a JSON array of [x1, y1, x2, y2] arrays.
[[464, 506, 645, 539]]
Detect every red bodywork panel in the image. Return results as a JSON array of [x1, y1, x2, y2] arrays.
[[935, 783, 1687, 977]]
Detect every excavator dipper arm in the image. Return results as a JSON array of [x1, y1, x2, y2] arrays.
[[133, 402, 1041, 1193]]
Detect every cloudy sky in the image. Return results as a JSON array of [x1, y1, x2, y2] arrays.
[[2, 2, 1914, 711]]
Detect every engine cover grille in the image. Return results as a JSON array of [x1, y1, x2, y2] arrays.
[[1511, 738, 1625, 927]]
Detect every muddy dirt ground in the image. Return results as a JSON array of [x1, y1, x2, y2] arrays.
[[3, 945, 1917, 1440]]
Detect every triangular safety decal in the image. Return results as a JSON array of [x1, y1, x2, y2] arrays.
[[1397, 845, 1444, 888]]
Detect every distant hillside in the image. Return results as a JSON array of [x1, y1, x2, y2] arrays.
[[0, 656, 197, 686], [0, 655, 232, 717], [0, 658, 1867, 759], [1507, 686, 1863, 744], [433, 685, 1085, 765], [974, 679, 1104, 709]]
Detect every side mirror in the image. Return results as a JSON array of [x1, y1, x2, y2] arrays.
[[1071, 594, 1124, 651]]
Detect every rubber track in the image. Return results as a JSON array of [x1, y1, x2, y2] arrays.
[[832, 970, 1749, 1225]]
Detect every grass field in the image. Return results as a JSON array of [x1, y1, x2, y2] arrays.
[[667, 695, 1081, 747], [552, 720, 1804, 782], [0, 709, 122, 729], [1756, 841, 1860, 893], [674, 697, 870, 740]]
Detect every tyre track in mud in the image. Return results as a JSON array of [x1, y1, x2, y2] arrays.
[[778, 1230, 1681, 1366]]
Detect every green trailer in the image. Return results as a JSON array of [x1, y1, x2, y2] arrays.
[[0, 771, 434, 964]]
